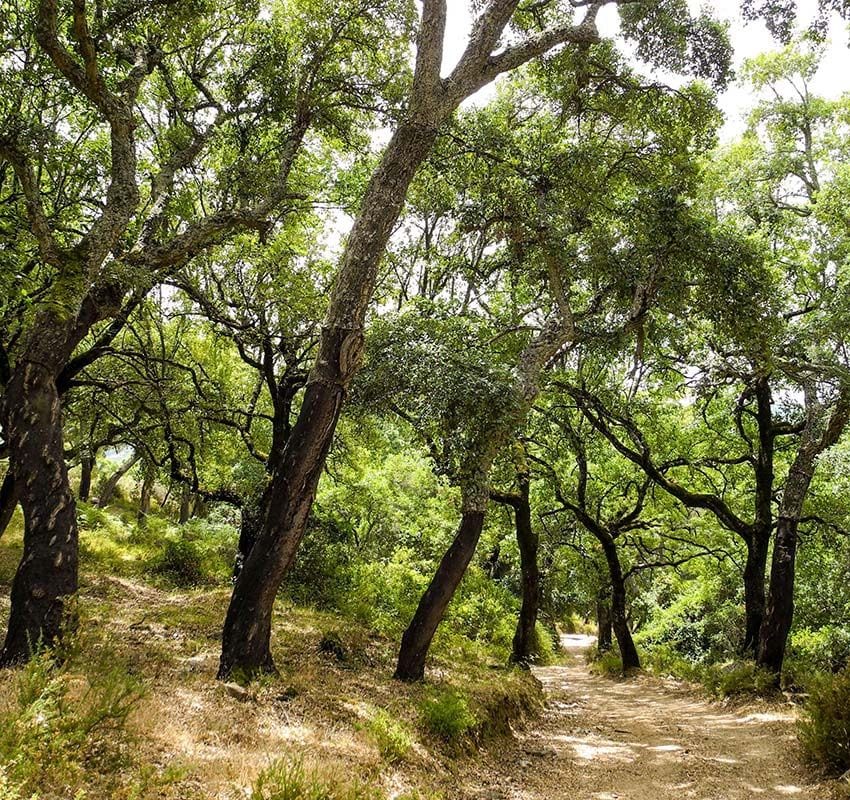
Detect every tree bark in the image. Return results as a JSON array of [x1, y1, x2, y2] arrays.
[[757, 397, 849, 677], [596, 590, 613, 653], [0, 472, 17, 539], [97, 451, 140, 508], [0, 359, 79, 666], [218, 121, 440, 679], [178, 485, 193, 524], [510, 473, 541, 667], [137, 464, 154, 520], [77, 454, 94, 502], [602, 540, 640, 670], [741, 533, 769, 655], [395, 502, 486, 682]]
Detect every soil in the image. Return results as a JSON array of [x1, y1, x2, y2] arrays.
[[459, 634, 826, 800]]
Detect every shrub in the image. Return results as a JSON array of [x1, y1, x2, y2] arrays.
[[419, 688, 476, 743], [589, 647, 626, 677], [147, 519, 237, 586], [789, 626, 850, 675], [798, 667, 850, 776], [700, 661, 778, 698], [250, 757, 382, 800], [364, 709, 413, 764]]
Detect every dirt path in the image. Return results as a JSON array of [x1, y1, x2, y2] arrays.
[[464, 635, 823, 800]]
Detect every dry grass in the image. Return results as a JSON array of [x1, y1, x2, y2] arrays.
[[0, 510, 541, 800]]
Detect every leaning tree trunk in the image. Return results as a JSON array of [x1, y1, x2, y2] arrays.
[[218, 121, 440, 680], [0, 357, 79, 665], [741, 532, 769, 656], [78, 454, 94, 502], [510, 474, 541, 667], [602, 540, 640, 670], [0, 472, 17, 539], [596, 590, 613, 653], [395, 493, 487, 682], [97, 451, 140, 508], [757, 397, 849, 678]]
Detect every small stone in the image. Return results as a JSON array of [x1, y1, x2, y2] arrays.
[[224, 682, 252, 701]]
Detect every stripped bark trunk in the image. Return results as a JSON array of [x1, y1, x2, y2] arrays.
[[742, 534, 769, 655], [78, 454, 94, 502], [597, 591, 613, 653], [395, 496, 487, 682], [757, 396, 849, 677], [218, 122, 440, 678], [602, 540, 640, 670], [1, 342, 79, 665], [510, 471, 541, 667]]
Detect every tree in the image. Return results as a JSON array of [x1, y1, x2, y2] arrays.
[[0, 0, 399, 664], [219, 0, 620, 680]]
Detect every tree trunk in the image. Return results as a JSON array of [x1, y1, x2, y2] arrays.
[[178, 486, 193, 524], [0, 471, 17, 539], [233, 487, 266, 578], [510, 475, 540, 667], [0, 362, 78, 666], [218, 121, 440, 680], [757, 456, 818, 676], [596, 590, 613, 653], [602, 541, 640, 670], [756, 395, 849, 677], [395, 503, 486, 682], [78, 454, 94, 502], [137, 465, 154, 521], [741, 533, 769, 655], [97, 451, 139, 508]]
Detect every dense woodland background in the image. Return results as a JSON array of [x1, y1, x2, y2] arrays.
[[1, 1, 850, 798]]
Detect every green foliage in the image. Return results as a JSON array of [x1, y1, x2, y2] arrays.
[[418, 688, 477, 744], [700, 662, 779, 698], [798, 668, 850, 776], [364, 709, 414, 764], [249, 757, 382, 800], [588, 646, 628, 677], [146, 519, 237, 587], [788, 626, 850, 677]]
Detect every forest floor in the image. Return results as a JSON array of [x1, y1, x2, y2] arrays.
[[463, 634, 828, 800], [0, 510, 839, 799]]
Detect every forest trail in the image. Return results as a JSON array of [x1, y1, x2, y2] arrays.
[[466, 635, 822, 800]]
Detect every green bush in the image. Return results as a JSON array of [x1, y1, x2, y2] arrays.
[[364, 709, 413, 764], [798, 667, 850, 776], [700, 661, 778, 697], [148, 519, 237, 586], [789, 626, 850, 675], [250, 757, 382, 800], [589, 646, 627, 677], [419, 688, 476, 743]]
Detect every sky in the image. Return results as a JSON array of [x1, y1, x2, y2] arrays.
[[442, 1, 850, 140]]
